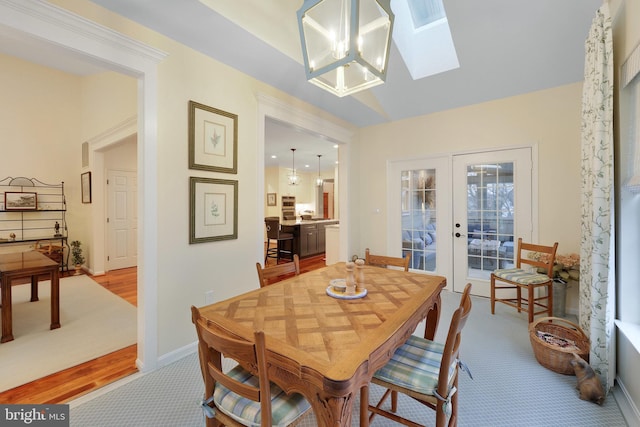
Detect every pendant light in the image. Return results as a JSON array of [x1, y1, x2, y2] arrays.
[[316, 154, 324, 187], [297, 0, 394, 97], [288, 148, 300, 185]]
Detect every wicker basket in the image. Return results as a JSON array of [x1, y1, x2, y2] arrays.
[[529, 317, 590, 375]]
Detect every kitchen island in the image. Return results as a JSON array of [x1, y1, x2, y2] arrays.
[[280, 219, 339, 258]]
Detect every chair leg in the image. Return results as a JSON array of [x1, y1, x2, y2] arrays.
[[360, 386, 369, 427], [528, 286, 535, 323], [516, 286, 522, 312], [450, 375, 459, 427], [547, 282, 553, 317], [490, 275, 496, 315]]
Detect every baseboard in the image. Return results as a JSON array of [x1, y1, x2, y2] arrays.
[[70, 343, 199, 408], [157, 341, 198, 368], [614, 377, 640, 426], [68, 371, 144, 408]]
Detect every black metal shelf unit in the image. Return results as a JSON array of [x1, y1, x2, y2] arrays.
[[0, 177, 69, 270]]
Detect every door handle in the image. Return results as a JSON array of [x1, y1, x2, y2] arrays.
[[455, 232, 466, 238]]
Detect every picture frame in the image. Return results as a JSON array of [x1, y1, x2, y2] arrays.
[[81, 171, 92, 204], [267, 193, 277, 206], [190, 176, 238, 244], [5, 192, 37, 210], [188, 100, 238, 174]]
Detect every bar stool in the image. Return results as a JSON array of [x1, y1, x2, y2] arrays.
[[264, 217, 294, 263]]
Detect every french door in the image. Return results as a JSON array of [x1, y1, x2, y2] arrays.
[[388, 156, 452, 281], [452, 148, 532, 296], [389, 148, 533, 297]]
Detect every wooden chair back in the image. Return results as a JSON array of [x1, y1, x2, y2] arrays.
[[191, 306, 272, 426], [437, 282, 472, 402], [256, 254, 300, 287], [367, 283, 472, 427], [365, 248, 410, 272], [516, 238, 559, 277]]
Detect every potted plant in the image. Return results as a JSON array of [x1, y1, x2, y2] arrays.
[[529, 251, 580, 317], [70, 240, 85, 275]]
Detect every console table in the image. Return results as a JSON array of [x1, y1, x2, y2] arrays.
[[0, 251, 60, 343]]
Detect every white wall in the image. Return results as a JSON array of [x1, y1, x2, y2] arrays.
[[0, 55, 83, 250]]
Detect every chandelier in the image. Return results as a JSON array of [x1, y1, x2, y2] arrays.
[[316, 154, 324, 187], [297, 0, 394, 97], [288, 148, 300, 185]]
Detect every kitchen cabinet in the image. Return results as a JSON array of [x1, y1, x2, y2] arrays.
[[281, 219, 338, 258]]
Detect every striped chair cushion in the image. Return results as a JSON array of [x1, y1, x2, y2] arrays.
[[493, 268, 551, 285], [373, 335, 457, 396], [213, 365, 311, 427]]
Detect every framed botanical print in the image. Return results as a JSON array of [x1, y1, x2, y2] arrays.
[[188, 100, 238, 174], [190, 176, 238, 243]]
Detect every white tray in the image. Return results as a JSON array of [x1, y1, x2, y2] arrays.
[[326, 283, 367, 300]]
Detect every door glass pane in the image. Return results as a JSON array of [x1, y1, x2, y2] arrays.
[[401, 169, 436, 271], [466, 163, 514, 278]]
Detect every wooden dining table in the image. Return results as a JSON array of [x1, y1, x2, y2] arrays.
[[0, 251, 61, 343], [197, 262, 446, 426]]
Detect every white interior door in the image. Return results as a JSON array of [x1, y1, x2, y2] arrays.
[[107, 170, 137, 270], [452, 148, 533, 296]]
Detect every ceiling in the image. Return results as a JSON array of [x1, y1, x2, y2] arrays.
[[0, 0, 602, 172]]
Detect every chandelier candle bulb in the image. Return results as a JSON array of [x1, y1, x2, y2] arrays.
[[345, 261, 356, 295], [355, 259, 365, 292]]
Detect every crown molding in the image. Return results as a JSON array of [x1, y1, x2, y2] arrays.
[[0, 0, 167, 70]]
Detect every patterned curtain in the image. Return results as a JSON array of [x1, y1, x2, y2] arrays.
[[579, 3, 615, 390]]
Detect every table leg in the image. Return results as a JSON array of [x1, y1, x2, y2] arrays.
[[31, 274, 39, 302], [423, 293, 441, 341], [1, 278, 14, 343], [306, 388, 356, 427], [50, 269, 60, 330]]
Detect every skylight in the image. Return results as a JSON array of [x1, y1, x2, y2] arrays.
[[407, 0, 446, 29], [391, 0, 459, 81]]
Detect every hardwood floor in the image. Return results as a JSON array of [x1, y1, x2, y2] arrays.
[[0, 268, 138, 404], [0, 254, 326, 404]]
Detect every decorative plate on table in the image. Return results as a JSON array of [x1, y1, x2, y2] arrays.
[[326, 279, 367, 300]]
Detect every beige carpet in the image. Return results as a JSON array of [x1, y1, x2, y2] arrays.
[[0, 275, 137, 392]]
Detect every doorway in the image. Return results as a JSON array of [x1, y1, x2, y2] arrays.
[[258, 95, 352, 265], [0, 0, 166, 372], [389, 147, 534, 297]]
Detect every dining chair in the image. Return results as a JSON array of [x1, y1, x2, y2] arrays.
[[256, 254, 300, 288], [365, 248, 411, 272], [264, 217, 294, 264], [191, 306, 311, 427], [364, 283, 473, 427], [490, 238, 558, 323]]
